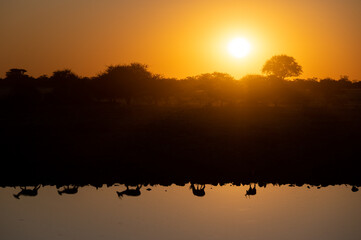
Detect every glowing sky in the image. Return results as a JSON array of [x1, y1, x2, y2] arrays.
[[1, 0, 360, 79]]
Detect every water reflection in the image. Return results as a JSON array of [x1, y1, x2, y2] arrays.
[[116, 184, 142, 198], [245, 184, 257, 198], [1, 184, 361, 240], [57, 185, 79, 196], [6, 183, 361, 200], [13, 185, 40, 199], [190, 183, 206, 197]]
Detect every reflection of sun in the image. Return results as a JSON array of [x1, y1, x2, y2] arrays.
[[228, 38, 251, 58]]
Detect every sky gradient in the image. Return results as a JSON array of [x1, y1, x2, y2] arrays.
[[1, 0, 360, 80]]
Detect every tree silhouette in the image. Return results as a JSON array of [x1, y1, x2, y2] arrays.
[[5, 68, 28, 80], [96, 63, 152, 104], [2, 60, 361, 108], [5, 68, 39, 102], [262, 55, 302, 79], [194, 72, 238, 105], [50, 69, 80, 101]]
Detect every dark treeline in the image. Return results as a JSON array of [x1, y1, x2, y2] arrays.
[[1, 62, 361, 108], [1, 56, 361, 186]]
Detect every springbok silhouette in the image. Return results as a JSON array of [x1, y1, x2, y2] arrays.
[[58, 185, 79, 195], [190, 183, 206, 197], [13, 185, 40, 199], [117, 185, 142, 198], [245, 184, 257, 198]]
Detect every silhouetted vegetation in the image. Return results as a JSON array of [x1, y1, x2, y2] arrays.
[[262, 55, 302, 79], [1, 56, 361, 186], [1, 58, 360, 108]]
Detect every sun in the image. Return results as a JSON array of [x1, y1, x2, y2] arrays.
[[228, 38, 251, 58]]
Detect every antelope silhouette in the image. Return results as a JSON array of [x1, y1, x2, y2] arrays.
[[190, 183, 206, 197], [13, 185, 40, 199], [117, 185, 142, 198], [58, 185, 79, 195], [245, 184, 257, 198]]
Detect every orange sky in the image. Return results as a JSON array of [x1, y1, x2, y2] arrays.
[[1, 0, 360, 80]]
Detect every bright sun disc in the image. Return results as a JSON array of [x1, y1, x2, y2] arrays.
[[228, 38, 251, 58]]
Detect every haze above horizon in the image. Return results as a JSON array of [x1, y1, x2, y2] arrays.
[[1, 0, 360, 80]]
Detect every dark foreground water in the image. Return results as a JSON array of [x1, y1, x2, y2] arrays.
[[1, 184, 360, 240]]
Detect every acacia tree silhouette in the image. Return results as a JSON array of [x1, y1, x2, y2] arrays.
[[5, 68, 39, 102], [5, 68, 27, 80], [262, 55, 302, 80]]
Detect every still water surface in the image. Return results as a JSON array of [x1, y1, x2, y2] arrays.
[[0, 184, 360, 240]]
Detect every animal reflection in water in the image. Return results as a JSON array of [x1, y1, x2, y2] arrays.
[[190, 184, 206, 197], [245, 184, 257, 198], [58, 185, 79, 195], [117, 185, 142, 198], [13, 185, 40, 199]]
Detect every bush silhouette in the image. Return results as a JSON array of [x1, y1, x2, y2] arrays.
[[95, 63, 152, 104], [1, 57, 361, 108]]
